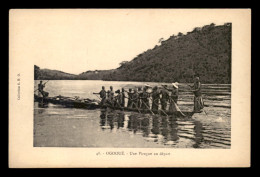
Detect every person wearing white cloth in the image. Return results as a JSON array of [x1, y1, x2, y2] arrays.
[[168, 82, 179, 112]]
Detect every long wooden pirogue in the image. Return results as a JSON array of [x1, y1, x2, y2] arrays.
[[34, 94, 194, 118]]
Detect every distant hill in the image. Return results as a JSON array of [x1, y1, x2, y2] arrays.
[[34, 65, 113, 80], [34, 65, 77, 80], [35, 23, 231, 83], [77, 70, 115, 80], [103, 23, 231, 83]]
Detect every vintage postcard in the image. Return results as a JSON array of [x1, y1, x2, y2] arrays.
[[9, 9, 251, 167]]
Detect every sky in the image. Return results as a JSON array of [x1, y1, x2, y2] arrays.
[[11, 9, 229, 74]]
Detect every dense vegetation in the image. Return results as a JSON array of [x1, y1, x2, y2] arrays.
[[77, 70, 115, 80], [34, 65, 114, 80], [34, 65, 77, 80], [103, 23, 231, 83], [35, 23, 231, 83]]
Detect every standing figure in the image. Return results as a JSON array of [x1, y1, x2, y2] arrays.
[[38, 80, 49, 98], [151, 86, 160, 111], [141, 86, 150, 109], [189, 76, 204, 113], [121, 88, 126, 107], [109, 86, 115, 106], [127, 88, 133, 108], [169, 82, 179, 112], [160, 85, 169, 111], [106, 90, 112, 105], [115, 89, 122, 107], [38, 81, 44, 96], [171, 82, 179, 103], [93, 86, 106, 106], [137, 87, 143, 108], [131, 88, 139, 109]]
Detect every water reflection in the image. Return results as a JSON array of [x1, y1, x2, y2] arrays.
[[98, 109, 230, 148], [98, 110, 195, 146], [38, 102, 48, 108], [100, 110, 126, 130], [34, 80, 231, 148], [117, 113, 125, 129], [169, 120, 179, 142], [193, 121, 204, 148], [99, 110, 107, 128], [100, 109, 111, 130], [35, 102, 48, 114]]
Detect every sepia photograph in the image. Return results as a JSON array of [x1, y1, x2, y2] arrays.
[[33, 22, 231, 149], [9, 9, 250, 167]]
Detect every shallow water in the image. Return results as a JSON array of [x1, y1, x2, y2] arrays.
[[34, 80, 231, 148]]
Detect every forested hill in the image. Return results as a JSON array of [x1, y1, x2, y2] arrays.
[[103, 23, 231, 84], [34, 65, 78, 80], [35, 23, 231, 83], [34, 65, 114, 80]]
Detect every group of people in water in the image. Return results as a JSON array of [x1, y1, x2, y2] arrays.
[[94, 82, 179, 112], [94, 76, 204, 113], [37, 76, 204, 113]]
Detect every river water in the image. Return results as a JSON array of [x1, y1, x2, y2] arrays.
[[34, 80, 231, 148]]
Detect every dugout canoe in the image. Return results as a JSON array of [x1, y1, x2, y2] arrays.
[[34, 94, 194, 118]]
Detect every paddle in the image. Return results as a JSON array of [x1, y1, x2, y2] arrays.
[[203, 109, 208, 116], [168, 96, 186, 117], [148, 97, 168, 116], [93, 93, 111, 107], [159, 86, 187, 117], [43, 80, 50, 85], [136, 89, 155, 115], [93, 92, 124, 111], [140, 99, 155, 115], [114, 95, 125, 111], [132, 102, 142, 114], [93, 93, 102, 101], [34, 80, 50, 92], [125, 96, 142, 114], [156, 87, 185, 117], [95, 94, 115, 110]]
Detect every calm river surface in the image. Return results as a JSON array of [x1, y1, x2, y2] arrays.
[[34, 80, 231, 148]]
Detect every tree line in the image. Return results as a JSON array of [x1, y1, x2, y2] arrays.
[[35, 23, 231, 84]]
